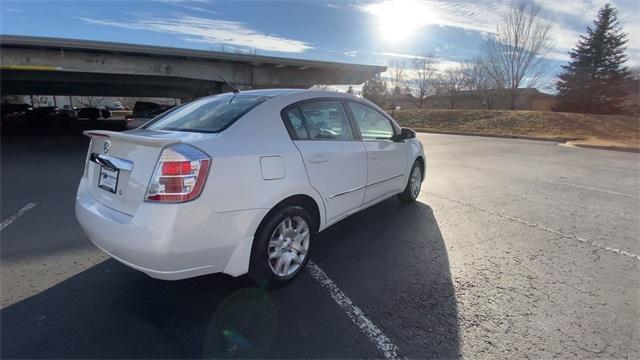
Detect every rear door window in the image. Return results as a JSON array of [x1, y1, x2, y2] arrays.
[[145, 94, 270, 133], [284, 107, 310, 140], [297, 101, 354, 140]]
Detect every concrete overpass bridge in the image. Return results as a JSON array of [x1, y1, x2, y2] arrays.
[[1, 35, 385, 100]]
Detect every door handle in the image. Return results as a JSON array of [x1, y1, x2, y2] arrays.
[[367, 153, 380, 160], [308, 155, 328, 164]]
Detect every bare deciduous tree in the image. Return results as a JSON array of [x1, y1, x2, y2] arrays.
[[482, 1, 553, 109], [77, 96, 105, 108], [411, 55, 438, 109], [462, 58, 500, 109], [435, 66, 468, 109], [388, 59, 406, 109]]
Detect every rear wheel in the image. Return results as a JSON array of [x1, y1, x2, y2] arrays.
[[249, 206, 312, 287], [398, 160, 423, 202]]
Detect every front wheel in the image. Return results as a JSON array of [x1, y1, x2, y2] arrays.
[[249, 206, 312, 287], [398, 160, 423, 202]]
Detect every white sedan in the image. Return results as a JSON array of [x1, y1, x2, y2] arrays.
[[76, 89, 425, 285]]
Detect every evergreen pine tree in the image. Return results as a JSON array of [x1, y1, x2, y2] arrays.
[[362, 74, 388, 108], [554, 4, 630, 114]]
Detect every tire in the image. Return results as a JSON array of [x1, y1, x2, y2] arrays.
[[398, 160, 423, 203], [249, 205, 312, 287]]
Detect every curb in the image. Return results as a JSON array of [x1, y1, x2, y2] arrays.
[[567, 142, 640, 153], [412, 129, 639, 153], [411, 129, 578, 143]]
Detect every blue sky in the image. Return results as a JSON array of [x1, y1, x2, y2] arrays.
[[1, 0, 638, 91]]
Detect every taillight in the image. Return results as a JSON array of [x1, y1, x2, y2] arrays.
[[83, 138, 93, 177], [145, 144, 210, 203]]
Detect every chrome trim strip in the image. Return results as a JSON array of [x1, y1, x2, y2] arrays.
[[328, 185, 365, 199], [367, 173, 405, 187], [90, 153, 134, 171], [327, 173, 405, 199]]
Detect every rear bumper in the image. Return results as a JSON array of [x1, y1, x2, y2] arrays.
[[75, 179, 266, 280], [89, 240, 219, 280]]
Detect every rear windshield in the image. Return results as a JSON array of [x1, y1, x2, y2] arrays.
[[145, 94, 270, 133]]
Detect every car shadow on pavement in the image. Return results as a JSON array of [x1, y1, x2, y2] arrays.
[[0, 259, 253, 358], [312, 198, 461, 358], [0, 198, 459, 359]]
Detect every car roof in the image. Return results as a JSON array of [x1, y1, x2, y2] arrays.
[[213, 88, 366, 102], [210, 88, 306, 97], [196, 88, 368, 110]]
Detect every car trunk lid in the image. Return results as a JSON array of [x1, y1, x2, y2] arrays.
[[84, 129, 215, 215]]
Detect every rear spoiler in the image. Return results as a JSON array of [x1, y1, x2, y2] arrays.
[[83, 130, 181, 147]]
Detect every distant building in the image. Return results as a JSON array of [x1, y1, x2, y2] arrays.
[[394, 82, 639, 114]]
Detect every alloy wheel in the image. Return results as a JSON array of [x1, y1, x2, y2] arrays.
[[268, 216, 310, 277], [410, 165, 422, 199]]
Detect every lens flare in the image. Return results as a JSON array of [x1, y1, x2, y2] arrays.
[[366, 0, 437, 42]]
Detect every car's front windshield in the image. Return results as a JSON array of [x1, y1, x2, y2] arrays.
[[145, 94, 270, 133]]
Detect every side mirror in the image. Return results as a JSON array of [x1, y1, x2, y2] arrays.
[[394, 127, 416, 141]]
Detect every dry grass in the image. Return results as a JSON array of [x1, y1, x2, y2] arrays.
[[390, 109, 640, 150]]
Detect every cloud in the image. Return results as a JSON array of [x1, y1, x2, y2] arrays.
[[361, 0, 639, 66], [548, 24, 583, 52], [374, 52, 431, 59], [381, 58, 463, 83], [152, 0, 217, 14], [361, 0, 505, 34], [153, 0, 211, 3], [365, 52, 463, 79], [540, 3, 640, 63], [77, 16, 313, 53], [533, 0, 607, 22], [620, 14, 640, 55], [433, 59, 464, 72], [328, 84, 363, 93], [176, 5, 217, 14], [370, 52, 461, 69]]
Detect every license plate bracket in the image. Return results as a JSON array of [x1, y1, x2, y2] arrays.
[[98, 166, 119, 194]]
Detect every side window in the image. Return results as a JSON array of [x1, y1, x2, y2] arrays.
[[347, 102, 394, 140], [298, 101, 354, 141], [284, 107, 309, 140]]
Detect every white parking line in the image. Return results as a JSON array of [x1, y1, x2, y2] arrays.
[[0, 202, 38, 231], [307, 261, 403, 360], [544, 180, 640, 199], [429, 192, 640, 261]]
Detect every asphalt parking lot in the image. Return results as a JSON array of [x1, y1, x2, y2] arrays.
[[1, 130, 638, 358]]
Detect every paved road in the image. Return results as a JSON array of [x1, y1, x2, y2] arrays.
[[1, 132, 638, 358]]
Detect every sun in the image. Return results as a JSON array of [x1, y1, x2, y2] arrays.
[[366, 0, 433, 42]]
